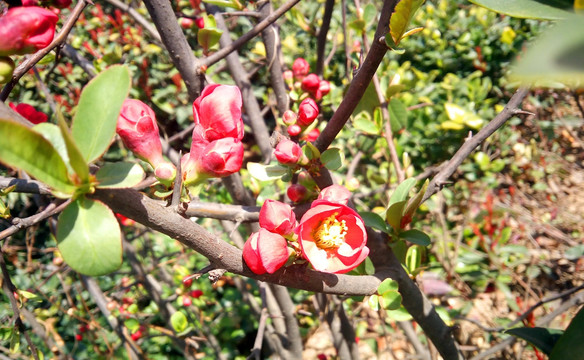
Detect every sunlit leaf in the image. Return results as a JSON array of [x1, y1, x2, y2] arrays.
[[388, 97, 408, 131], [0, 119, 76, 196], [57, 196, 122, 276], [321, 148, 344, 171], [96, 162, 145, 189], [390, 0, 425, 45], [72, 65, 131, 163], [171, 312, 188, 333], [247, 162, 288, 181], [469, 0, 571, 20], [56, 110, 89, 183], [360, 211, 390, 233]]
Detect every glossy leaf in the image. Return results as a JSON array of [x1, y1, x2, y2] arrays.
[[378, 278, 399, 295], [96, 162, 145, 189], [508, 17, 584, 88], [368, 294, 379, 311], [171, 312, 188, 333], [57, 196, 122, 276], [405, 245, 423, 273], [56, 110, 89, 183], [34, 122, 73, 174], [404, 179, 429, 219], [202, 0, 242, 10], [247, 162, 288, 181], [550, 306, 584, 359], [468, 0, 571, 20], [388, 178, 416, 207], [0, 119, 75, 196], [321, 148, 343, 171], [380, 291, 403, 310], [400, 229, 431, 246], [390, 0, 425, 46], [360, 211, 390, 234], [72, 65, 131, 163], [506, 327, 563, 355], [386, 200, 407, 232], [353, 111, 380, 135], [198, 25, 223, 53]]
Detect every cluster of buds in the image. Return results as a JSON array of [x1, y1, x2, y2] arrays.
[[243, 185, 368, 275], [181, 84, 244, 192], [286, 58, 331, 101], [282, 101, 320, 142], [116, 99, 177, 185], [0, 6, 59, 84]]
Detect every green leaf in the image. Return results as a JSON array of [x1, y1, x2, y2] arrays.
[[550, 306, 584, 359], [506, 327, 563, 356], [321, 148, 343, 171], [202, 0, 242, 10], [124, 318, 140, 332], [388, 97, 408, 131], [508, 17, 584, 88], [247, 162, 288, 181], [400, 229, 431, 246], [403, 179, 429, 219], [468, 0, 571, 20], [380, 291, 402, 310], [386, 200, 407, 232], [0, 119, 76, 196], [353, 111, 380, 135], [360, 211, 390, 234], [72, 65, 131, 163], [96, 162, 145, 189], [56, 110, 89, 183], [34, 123, 73, 174], [303, 142, 321, 160], [444, 103, 484, 130], [405, 245, 423, 273], [378, 278, 399, 295], [170, 311, 188, 333], [389, 0, 425, 46], [388, 178, 416, 207], [198, 26, 223, 52], [57, 196, 122, 276]]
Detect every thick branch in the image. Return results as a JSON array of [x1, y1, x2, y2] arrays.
[[314, 0, 397, 153], [142, 0, 203, 100]]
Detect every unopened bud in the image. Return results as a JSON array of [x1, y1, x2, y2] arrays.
[[282, 110, 297, 126]]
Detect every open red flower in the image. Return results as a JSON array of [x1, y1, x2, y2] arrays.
[[243, 229, 289, 275], [298, 200, 369, 274]]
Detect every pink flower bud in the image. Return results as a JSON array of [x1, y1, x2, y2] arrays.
[[182, 138, 244, 185], [292, 57, 310, 79], [259, 199, 297, 236], [274, 139, 301, 165], [287, 124, 302, 137], [283, 70, 293, 81], [243, 229, 289, 274], [301, 128, 320, 142], [282, 110, 297, 126], [319, 80, 331, 95], [195, 17, 205, 29], [117, 99, 164, 168], [154, 162, 176, 185], [0, 7, 58, 56], [287, 184, 307, 203], [301, 74, 320, 94], [180, 18, 194, 29], [193, 84, 244, 142], [318, 185, 352, 205], [9, 103, 47, 124], [297, 98, 319, 126]]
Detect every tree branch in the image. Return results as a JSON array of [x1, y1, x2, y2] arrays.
[[315, 0, 335, 76]]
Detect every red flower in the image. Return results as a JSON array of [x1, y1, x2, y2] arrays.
[[0, 7, 58, 56], [318, 185, 351, 205], [297, 200, 369, 274], [318, 80, 331, 96], [297, 98, 319, 126], [180, 18, 194, 29], [301, 128, 320, 142], [195, 17, 205, 29], [292, 57, 309, 79], [117, 99, 164, 167], [192, 84, 243, 142], [243, 229, 289, 274], [259, 199, 297, 236], [274, 139, 301, 165], [9, 103, 47, 124], [190, 289, 203, 298], [287, 124, 302, 137]]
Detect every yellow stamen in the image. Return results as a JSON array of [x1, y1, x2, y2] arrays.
[[313, 213, 347, 249]]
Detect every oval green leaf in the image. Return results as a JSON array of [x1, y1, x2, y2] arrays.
[[380, 290, 403, 311], [321, 148, 343, 171], [388, 97, 408, 131], [378, 278, 399, 295], [247, 162, 288, 181], [360, 211, 390, 234], [399, 229, 431, 246], [170, 311, 188, 333], [468, 0, 571, 20], [0, 119, 75, 196], [34, 122, 73, 174], [96, 162, 145, 189], [56, 110, 89, 183], [550, 306, 584, 359], [57, 196, 122, 276], [72, 65, 131, 163]]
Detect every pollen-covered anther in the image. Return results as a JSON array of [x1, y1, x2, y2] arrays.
[[314, 212, 348, 249]]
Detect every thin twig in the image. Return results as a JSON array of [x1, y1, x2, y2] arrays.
[[0, 200, 70, 241], [315, 0, 335, 76], [103, 0, 163, 45], [421, 87, 530, 203], [1, 0, 90, 101]]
